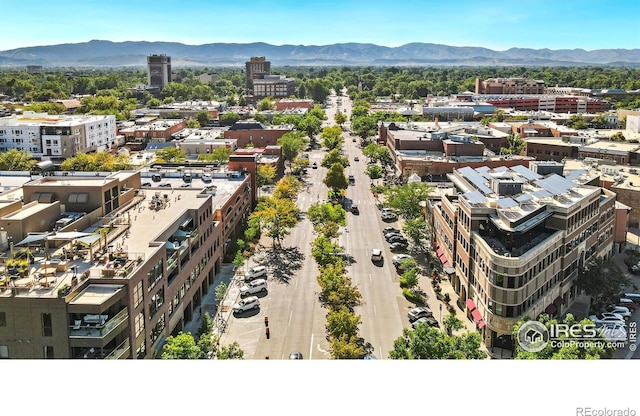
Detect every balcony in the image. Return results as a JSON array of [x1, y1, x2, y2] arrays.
[[104, 338, 131, 359], [69, 308, 129, 341]]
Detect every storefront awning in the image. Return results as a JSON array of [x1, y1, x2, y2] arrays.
[[471, 309, 483, 322], [436, 248, 443, 257], [443, 260, 451, 268], [477, 320, 486, 329], [439, 253, 448, 263], [466, 299, 477, 311], [545, 303, 557, 315], [433, 241, 439, 249]]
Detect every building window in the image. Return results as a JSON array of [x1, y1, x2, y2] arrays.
[[0, 312, 5, 327], [133, 281, 143, 308], [42, 313, 53, 337], [43, 346, 54, 359], [135, 312, 145, 338], [0, 345, 8, 358]]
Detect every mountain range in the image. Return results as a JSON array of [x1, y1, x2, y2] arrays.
[[1, 40, 639, 67]]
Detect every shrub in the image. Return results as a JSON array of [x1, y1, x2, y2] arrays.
[[402, 288, 423, 304]]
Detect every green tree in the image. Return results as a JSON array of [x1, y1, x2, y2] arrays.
[[220, 112, 241, 126], [323, 163, 349, 194], [257, 97, 274, 111], [567, 114, 588, 130], [216, 341, 244, 359], [196, 110, 210, 127], [277, 131, 308, 170], [155, 147, 186, 163], [249, 196, 299, 248], [513, 313, 613, 359], [334, 111, 348, 126], [609, 132, 626, 142], [326, 307, 361, 341], [384, 182, 432, 220], [256, 164, 276, 188], [399, 268, 419, 290], [389, 326, 486, 359], [442, 313, 464, 336], [311, 235, 344, 268], [215, 282, 228, 304], [196, 312, 214, 340], [364, 164, 384, 180], [577, 257, 629, 310], [272, 175, 303, 200], [500, 133, 526, 155], [402, 218, 428, 251], [362, 143, 391, 168], [161, 332, 203, 359], [320, 126, 343, 150], [0, 149, 37, 171], [329, 335, 365, 359], [350, 115, 377, 140], [321, 148, 350, 169], [307, 202, 346, 228], [298, 114, 323, 141]]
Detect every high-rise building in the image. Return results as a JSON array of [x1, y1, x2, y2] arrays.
[[245, 56, 271, 94], [147, 54, 172, 90]]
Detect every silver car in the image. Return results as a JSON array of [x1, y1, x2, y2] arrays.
[[240, 278, 267, 297], [233, 296, 260, 313]]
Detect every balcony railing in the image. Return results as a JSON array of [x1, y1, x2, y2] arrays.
[[104, 338, 130, 359]]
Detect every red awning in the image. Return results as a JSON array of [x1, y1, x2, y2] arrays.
[[433, 241, 439, 249], [466, 299, 476, 311], [436, 248, 443, 257], [545, 303, 557, 315], [471, 309, 483, 322], [477, 320, 486, 329], [443, 260, 451, 267]]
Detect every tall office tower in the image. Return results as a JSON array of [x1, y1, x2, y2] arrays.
[[245, 56, 271, 94], [147, 54, 172, 90]]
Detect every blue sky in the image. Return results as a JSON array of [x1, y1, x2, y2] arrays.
[[1, 0, 638, 51]]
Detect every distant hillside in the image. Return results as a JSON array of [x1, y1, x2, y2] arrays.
[[1, 40, 639, 67]]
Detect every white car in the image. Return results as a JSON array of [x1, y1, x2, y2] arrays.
[[392, 254, 413, 266], [244, 265, 267, 282], [240, 278, 267, 296], [589, 313, 626, 326], [604, 305, 631, 319], [598, 322, 627, 342], [233, 296, 260, 313]]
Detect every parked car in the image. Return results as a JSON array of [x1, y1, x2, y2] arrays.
[[312, 162, 318, 169], [621, 293, 640, 304], [389, 241, 408, 251], [289, 351, 303, 360], [233, 296, 260, 313], [159, 183, 172, 187], [392, 254, 413, 267], [244, 265, 267, 282], [412, 316, 439, 329], [354, 156, 359, 161], [604, 305, 631, 318], [240, 278, 268, 297], [387, 235, 408, 244], [381, 212, 398, 222], [141, 182, 152, 187], [382, 227, 401, 235], [384, 232, 403, 242], [350, 204, 359, 214], [408, 306, 433, 322], [618, 298, 638, 310], [589, 313, 626, 326], [371, 249, 383, 262]]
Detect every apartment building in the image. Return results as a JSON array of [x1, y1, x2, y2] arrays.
[[475, 78, 545, 95], [0, 167, 253, 359], [485, 95, 610, 113], [428, 162, 617, 351], [0, 112, 117, 160], [223, 121, 293, 148]]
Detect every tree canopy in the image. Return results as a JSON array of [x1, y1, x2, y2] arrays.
[[389, 325, 486, 359]]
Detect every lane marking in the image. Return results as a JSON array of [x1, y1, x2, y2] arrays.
[[288, 310, 293, 326], [309, 333, 314, 360], [373, 304, 377, 316]]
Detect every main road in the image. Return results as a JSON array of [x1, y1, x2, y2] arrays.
[[221, 91, 409, 359]]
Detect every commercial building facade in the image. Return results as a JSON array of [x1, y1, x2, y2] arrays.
[[429, 162, 617, 351]]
